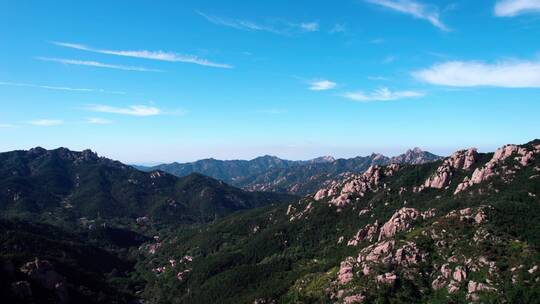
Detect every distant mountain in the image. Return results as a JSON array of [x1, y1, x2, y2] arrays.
[[0, 147, 296, 225], [139, 148, 442, 196], [135, 155, 325, 184]]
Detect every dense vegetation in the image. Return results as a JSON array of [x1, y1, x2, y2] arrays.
[[1, 142, 539, 303]]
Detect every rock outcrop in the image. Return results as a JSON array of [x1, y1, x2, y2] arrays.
[[455, 144, 536, 194], [378, 208, 420, 241], [419, 148, 478, 191], [347, 221, 379, 246], [314, 165, 400, 207]]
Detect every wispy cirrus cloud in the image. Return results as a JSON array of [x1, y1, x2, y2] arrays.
[[300, 22, 320, 32], [412, 59, 540, 88], [495, 0, 540, 16], [0, 81, 126, 94], [197, 11, 319, 35], [343, 87, 424, 102], [51, 41, 232, 69], [37, 57, 162, 72], [309, 80, 337, 91], [365, 0, 449, 31], [87, 117, 113, 124], [0, 123, 16, 128], [86, 104, 161, 116], [28, 119, 64, 126]]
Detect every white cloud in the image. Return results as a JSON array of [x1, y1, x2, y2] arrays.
[[330, 24, 346, 33], [37, 57, 162, 72], [197, 11, 318, 35], [86, 104, 161, 116], [300, 22, 320, 32], [0, 81, 125, 94], [370, 38, 385, 44], [343, 87, 424, 102], [52, 41, 232, 69], [412, 59, 540, 88], [29, 119, 64, 126], [368, 76, 390, 81], [0, 123, 15, 128], [87, 117, 113, 124], [366, 0, 449, 31], [309, 80, 337, 91], [495, 0, 540, 16]]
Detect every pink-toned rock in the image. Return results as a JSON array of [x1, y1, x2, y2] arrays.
[[176, 269, 191, 281], [468, 280, 496, 293], [344, 294, 365, 304], [432, 276, 445, 290], [453, 266, 467, 282], [378, 208, 420, 241], [421, 208, 436, 219], [347, 221, 379, 246], [394, 242, 425, 266], [286, 204, 295, 215], [423, 166, 451, 189], [316, 165, 395, 207], [422, 148, 478, 191], [448, 281, 460, 294], [362, 265, 371, 276], [519, 151, 534, 166], [455, 144, 534, 194], [459, 208, 472, 216], [475, 211, 487, 224], [358, 240, 395, 263], [441, 264, 452, 279], [376, 272, 397, 284], [338, 258, 355, 285], [314, 189, 327, 201], [447, 148, 479, 170]]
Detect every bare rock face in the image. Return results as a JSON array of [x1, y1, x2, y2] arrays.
[[287, 201, 314, 221], [378, 208, 420, 241], [455, 144, 536, 194], [453, 266, 467, 282], [343, 294, 365, 304], [449, 148, 479, 170], [421, 148, 478, 190], [467, 280, 497, 301], [358, 240, 395, 263], [423, 166, 451, 189], [441, 264, 452, 279], [467, 280, 496, 293], [313, 165, 400, 207], [376, 272, 397, 284], [347, 221, 379, 246], [394, 241, 425, 266], [338, 258, 355, 285]]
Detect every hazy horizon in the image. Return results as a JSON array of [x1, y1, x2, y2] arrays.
[[1, 0, 539, 163]]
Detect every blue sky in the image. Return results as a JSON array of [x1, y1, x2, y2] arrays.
[[1, 0, 539, 164]]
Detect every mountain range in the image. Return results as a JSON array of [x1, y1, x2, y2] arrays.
[[1, 141, 539, 303], [137, 148, 442, 196], [0, 147, 296, 226]]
